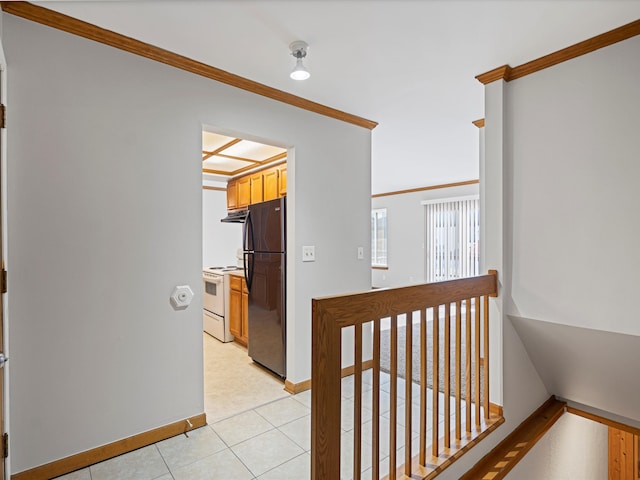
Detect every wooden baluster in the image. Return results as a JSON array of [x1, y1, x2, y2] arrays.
[[432, 305, 440, 457], [372, 318, 380, 480], [474, 297, 481, 428], [444, 304, 451, 449], [405, 313, 412, 476], [465, 299, 472, 433], [483, 296, 490, 420], [390, 315, 398, 480], [455, 300, 462, 442], [353, 323, 362, 480], [420, 308, 427, 465]]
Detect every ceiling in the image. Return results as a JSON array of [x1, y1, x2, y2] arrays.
[[34, 1, 640, 194], [202, 131, 286, 177]]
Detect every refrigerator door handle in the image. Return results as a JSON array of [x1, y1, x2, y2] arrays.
[[246, 252, 254, 292], [243, 210, 252, 252]]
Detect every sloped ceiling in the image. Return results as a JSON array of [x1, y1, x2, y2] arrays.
[[33, 1, 640, 194], [510, 315, 640, 426]]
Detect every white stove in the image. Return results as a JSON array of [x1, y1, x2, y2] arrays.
[[202, 266, 241, 342]]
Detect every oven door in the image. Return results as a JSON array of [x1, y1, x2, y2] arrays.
[[203, 275, 224, 317]]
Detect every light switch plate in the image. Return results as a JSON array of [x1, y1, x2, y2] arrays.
[[357, 246, 364, 260], [302, 245, 315, 262]]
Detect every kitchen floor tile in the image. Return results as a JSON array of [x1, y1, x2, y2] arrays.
[[90, 445, 169, 480], [212, 409, 275, 446], [257, 452, 310, 480], [171, 448, 253, 480], [156, 425, 226, 471], [231, 428, 305, 477], [255, 397, 310, 427]]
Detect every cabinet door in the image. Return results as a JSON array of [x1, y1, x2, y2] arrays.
[[242, 279, 249, 343], [237, 177, 251, 208], [263, 168, 279, 201], [251, 173, 264, 204], [226, 180, 237, 210], [278, 165, 287, 197], [229, 287, 242, 339]]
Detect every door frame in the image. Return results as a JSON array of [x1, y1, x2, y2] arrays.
[[0, 39, 10, 479]]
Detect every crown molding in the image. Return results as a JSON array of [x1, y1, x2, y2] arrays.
[[1, 1, 378, 130], [476, 18, 640, 85]]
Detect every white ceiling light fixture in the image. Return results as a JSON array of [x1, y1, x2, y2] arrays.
[[289, 40, 310, 80]]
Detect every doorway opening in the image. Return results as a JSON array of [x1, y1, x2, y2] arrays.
[[201, 126, 290, 423]]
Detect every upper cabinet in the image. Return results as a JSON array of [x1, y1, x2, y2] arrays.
[[226, 179, 238, 210], [237, 176, 251, 208], [250, 172, 264, 204], [227, 163, 286, 210], [263, 168, 279, 201]]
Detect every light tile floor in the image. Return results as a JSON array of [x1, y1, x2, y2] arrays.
[[54, 334, 466, 480]]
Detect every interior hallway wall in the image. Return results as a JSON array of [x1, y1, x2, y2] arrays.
[[3, 12, 371, 473]]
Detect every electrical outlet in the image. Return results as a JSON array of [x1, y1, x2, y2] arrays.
[[357, 246, 364, 260], [302, 245, 315, 262]]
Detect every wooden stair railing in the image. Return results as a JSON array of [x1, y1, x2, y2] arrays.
[[311, 271, 502, 480]]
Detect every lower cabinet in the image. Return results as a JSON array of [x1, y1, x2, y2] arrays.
[[229, 274, 249, 346]]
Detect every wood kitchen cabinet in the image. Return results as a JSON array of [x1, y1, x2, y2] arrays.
[[263, 168, 279, 201], [229, 274, 249, 347], [236, 176, 251, 208], [278, 164, 287, 196], [250, 172, 264, 204], [226, 179, 238, 210], [226, 162, 286, 211]]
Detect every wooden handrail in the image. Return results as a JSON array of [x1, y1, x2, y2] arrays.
[[311, 271, 501, 480]]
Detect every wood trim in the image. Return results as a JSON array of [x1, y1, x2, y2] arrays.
[[567, 406, 640, 437], [490, 402, 504, 418], [371, 266, 388, 270], [472, 118, 485, 128], [1, 1, 378, 131], [202, 186, 226, 192], [372, 179, 479, 199], [476, 18, 640, 84], [475, 65, 512, 85], [284, 378, 312, 394], [11, 413, 207, 480], [284, 359, 375, 394], [202, 138, 242, 161], [460, 396, 565, 480]]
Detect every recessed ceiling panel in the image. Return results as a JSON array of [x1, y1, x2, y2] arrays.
[[202, 131, 237, 152], [203, 157, 252, 173], [222, 140, 286, 161]]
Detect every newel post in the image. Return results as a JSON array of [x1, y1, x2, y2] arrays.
[[311, 299, 342, 480]]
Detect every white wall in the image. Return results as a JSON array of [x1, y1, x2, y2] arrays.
[[202, 187, 241, 268], [505, 413, 608, 480], [3, 12, 371, 473], [504, 34, 640, 419], [371, 183, 479, 288], [507, 34, 640, 338]]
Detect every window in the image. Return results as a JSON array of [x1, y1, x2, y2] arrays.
[[371, 208, 388, 267], [424, 196, 479, 282]]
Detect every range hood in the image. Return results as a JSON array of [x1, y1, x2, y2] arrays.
[[221, 209, 248, 223]]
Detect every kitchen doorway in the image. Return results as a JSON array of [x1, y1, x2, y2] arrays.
[[201, 126, 290, 423]]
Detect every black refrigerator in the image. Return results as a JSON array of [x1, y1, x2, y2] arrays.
[[243, 197, 286, 378]]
